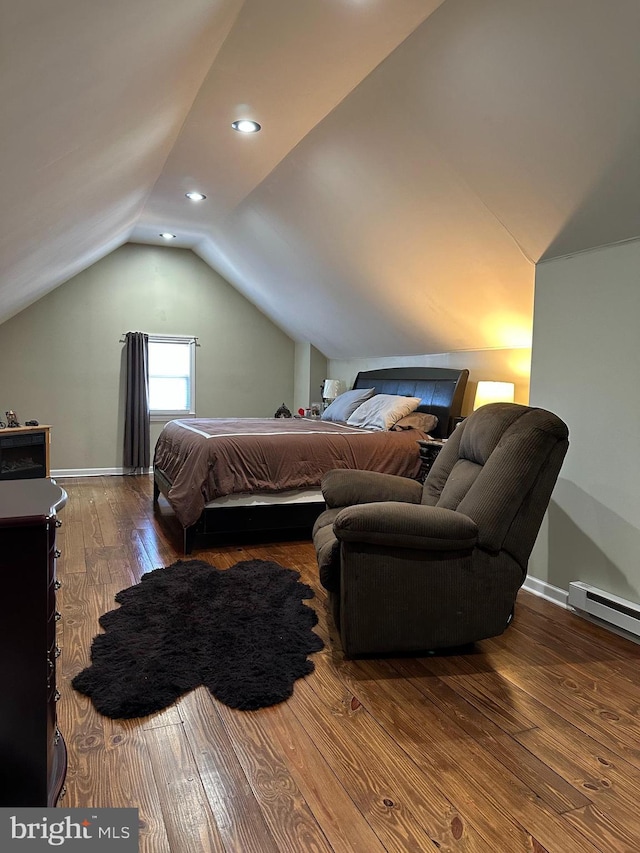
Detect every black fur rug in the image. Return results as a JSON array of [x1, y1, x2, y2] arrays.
[[72, 559, 324, 718]]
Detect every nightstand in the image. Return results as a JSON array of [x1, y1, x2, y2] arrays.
[[416, 439, 446, 482]]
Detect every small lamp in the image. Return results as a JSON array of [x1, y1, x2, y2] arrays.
[[322, 379, 344, 406], [473, 381, 515, 410]]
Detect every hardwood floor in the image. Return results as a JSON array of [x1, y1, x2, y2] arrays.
[[55, 475, 640, 852]]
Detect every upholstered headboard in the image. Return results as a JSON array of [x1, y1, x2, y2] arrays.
[[352, 367, 469, 439]]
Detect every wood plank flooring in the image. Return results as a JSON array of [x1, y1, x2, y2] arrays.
[[54, 475, 640, 852]]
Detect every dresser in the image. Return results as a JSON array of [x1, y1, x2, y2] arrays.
[[0, 478, 67, 806]]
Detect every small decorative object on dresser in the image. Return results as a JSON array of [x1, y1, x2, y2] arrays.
[[274, 403, 292, 418], [5, 410, 20, 428], [0, 478, 67, 806]]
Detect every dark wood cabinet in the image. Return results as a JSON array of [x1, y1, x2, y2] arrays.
[[0, 478, 67, 806]]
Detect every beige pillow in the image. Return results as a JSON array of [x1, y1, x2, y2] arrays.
[[347, 394, 422, 431], [391, 412, 439, 433]]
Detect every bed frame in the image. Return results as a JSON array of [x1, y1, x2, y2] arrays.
[[351, 366, 468, 439], [153, 366, 469, 553]]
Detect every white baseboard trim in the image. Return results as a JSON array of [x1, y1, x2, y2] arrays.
[[521, 575, 640, 645], [521, 575, 569, 608], [52, 468, 152, 478]]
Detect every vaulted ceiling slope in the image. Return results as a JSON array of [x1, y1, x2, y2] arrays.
[[2, 0, 639, 357]]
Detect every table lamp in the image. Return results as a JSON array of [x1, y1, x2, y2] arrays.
[[473, 381, 515, 410], [322, 379, 344, 406]]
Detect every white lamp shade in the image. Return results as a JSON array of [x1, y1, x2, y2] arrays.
[[323, 379, 344, 400], [473, 381, 515, 410]]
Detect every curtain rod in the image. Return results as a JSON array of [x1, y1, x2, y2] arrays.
[[120, 333, 200, 345]]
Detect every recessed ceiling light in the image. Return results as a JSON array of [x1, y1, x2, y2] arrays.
[[185, 191, 206, 201], [160, 233, 176, 240], [231, 119, 261, 133]]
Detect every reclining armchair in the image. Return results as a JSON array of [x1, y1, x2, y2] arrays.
[[313, 402, 569, 657]]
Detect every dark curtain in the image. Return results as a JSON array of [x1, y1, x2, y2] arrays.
[[123, 331, 150, 470]]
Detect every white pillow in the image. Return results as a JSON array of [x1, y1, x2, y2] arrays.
[[347, 394, 422, 431]]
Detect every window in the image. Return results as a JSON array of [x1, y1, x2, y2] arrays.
[[148, 335, 196, 419]]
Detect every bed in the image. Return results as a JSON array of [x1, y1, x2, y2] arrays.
[[153, 366, 469, 552]]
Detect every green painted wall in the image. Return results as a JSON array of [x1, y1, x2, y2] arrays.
[[0, 243, 296, 471]]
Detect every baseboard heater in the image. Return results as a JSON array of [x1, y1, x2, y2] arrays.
[[568, 581, 640, 639]]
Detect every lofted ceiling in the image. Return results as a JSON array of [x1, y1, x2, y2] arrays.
[[2, 0, 639, 358]]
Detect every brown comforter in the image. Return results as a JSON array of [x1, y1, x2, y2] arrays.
[[153, 417, 428, 527]]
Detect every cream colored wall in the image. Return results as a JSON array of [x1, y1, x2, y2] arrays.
[[293, 343, 312, 415], [0, 244, 296, 471], [293, 343, 328, 414], [310, 345, 328, 411], [329, 348, 531, 414], [528, 239, 640, 603]]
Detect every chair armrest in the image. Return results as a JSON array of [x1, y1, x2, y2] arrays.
[[321, 469, 423, 509], [334, 503, 478, 552]]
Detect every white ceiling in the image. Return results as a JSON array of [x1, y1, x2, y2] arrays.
[[2, 0, 639, 357]]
